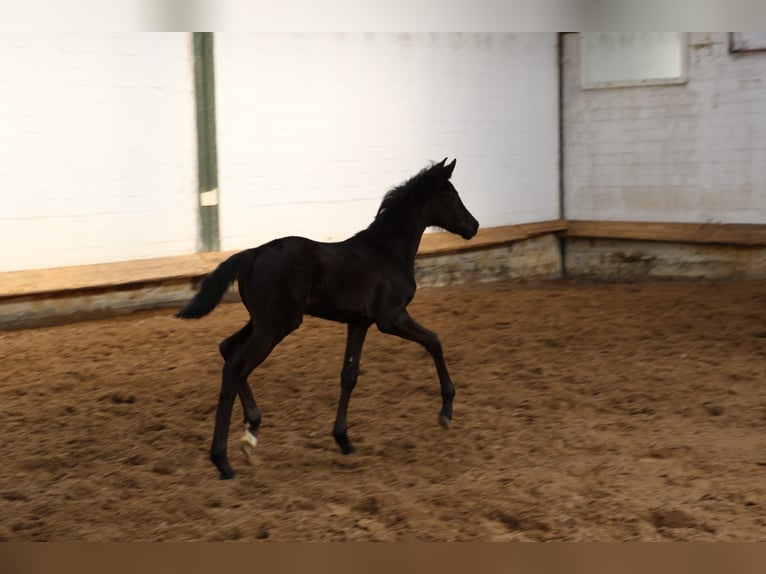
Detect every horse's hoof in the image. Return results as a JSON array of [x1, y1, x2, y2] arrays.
[[240, 443, 255, 466], [333, 431, 355, 455], [438, 414, 452, 429], [211, 452, 235, 480], [240, 429, 258, 466]]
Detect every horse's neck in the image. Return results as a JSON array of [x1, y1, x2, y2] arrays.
[[393, 222, 428, 269], [364, 212, 428, 270]]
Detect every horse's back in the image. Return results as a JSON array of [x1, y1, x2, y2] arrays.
[[237, 236, 320, 316], [239, 234, 412, 325]]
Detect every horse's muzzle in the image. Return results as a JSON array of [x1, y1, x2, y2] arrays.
[[461, 218, 480, 240]]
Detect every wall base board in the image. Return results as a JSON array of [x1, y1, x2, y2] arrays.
[[0, 281, 198, 331], [565, 238, 766, 280], [5, 222, 766, 330], [417, 234, 562, 287], [0, 233, 563, 330]]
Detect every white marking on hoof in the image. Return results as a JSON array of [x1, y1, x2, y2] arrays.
[[239, 427, 258, 466]]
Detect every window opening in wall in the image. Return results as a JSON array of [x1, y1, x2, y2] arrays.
[[729, 32, 766, 53], [582, 32, 687, 89]]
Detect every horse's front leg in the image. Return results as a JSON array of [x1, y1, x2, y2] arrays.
[[332, 321, 371, 454], [378, 312, 455, 429]]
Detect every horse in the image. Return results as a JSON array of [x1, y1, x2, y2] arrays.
[[176, 158, 479, 479]]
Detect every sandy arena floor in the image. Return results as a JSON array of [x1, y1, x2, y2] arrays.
[[1, 279, 765, 541]]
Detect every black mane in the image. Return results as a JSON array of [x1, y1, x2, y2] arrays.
[[374, 163, 439, 220]]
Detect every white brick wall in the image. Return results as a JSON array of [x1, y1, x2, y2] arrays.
[[1, 33, 560, 273], [215, 33, 560, 249], [0, 33, 198, 272], [563, 32, 766, 224]]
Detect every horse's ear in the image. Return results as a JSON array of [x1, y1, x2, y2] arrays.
[[435, 157, 448, 169], [444, 158, 457, 179]]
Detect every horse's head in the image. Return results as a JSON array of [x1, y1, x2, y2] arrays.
[[426, 158, 479, 240]]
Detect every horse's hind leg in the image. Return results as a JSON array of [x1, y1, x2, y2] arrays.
[[210, 327, 279, 480], [218, 322, 262, 463], [219, 322, 253, 360], [237, 381, 261, 466]]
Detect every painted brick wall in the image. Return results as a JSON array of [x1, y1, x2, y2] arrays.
[[563, 32, 766, 224], [0, 33, 198, 272], [215, 33, 560, 250]]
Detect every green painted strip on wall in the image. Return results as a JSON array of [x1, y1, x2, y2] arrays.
[[193, 32, 220, 252]]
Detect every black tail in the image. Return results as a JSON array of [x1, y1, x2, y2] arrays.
[[176, 250, 252, 319]]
